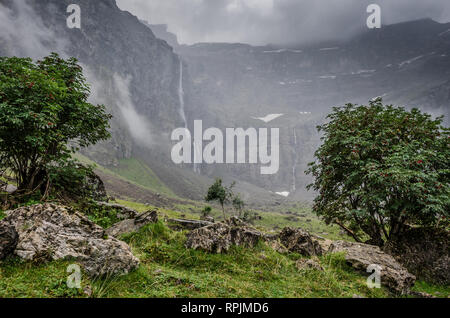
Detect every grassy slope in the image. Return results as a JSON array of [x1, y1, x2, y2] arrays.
[[0, 222, 389, 298], [0, 157, 448, 298], [73, 154, 176, 199], [1, 205, 448, 298], [107, 158, 175, 197]]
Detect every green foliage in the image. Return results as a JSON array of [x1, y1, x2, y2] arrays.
[[0, 53, 111, 192], [201, 206, 212, 218], [307, 99, 449, 245], [232, 194, 245, 218], [76, 201, 121, 229], [205, 178, 236, 220], [46, 160, 97, 200]]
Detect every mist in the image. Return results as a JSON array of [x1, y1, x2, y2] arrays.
[[111, 74, 155, 148], [117, 0, 450, 45], [0, 0, 66, 59]]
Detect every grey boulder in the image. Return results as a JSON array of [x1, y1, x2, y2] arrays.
[[106, 210, 158, 237], [0, 203, 139, 277], [329, 240, 415, 294]]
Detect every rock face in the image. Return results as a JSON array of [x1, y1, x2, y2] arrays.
[[0, 203, 139, 277], [329, 241, 415, 294], [0, 222, 18, 259], [185, 219, 263, 253], [168, 218, 214, 231], [278, 227, 323, 256], [84, 171, 108, 201], [0, 183, 17, 194], [384, 227, 450, 285], [106, 210, 158, 237]]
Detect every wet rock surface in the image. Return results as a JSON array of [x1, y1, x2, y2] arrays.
[[0, 222, 18, 260], [278, 227, 323, 256], [0, 203, 139, 277], [106, 210, 158, 237], [329, 240, 415, 294], [185, 217, 263, 253]]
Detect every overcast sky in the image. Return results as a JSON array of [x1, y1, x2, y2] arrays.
[[116, 0, 450, 45]]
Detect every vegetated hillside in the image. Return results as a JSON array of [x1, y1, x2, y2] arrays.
[[176, 18, 450, 199], [1, 1, 449, 202], [0, 212, 448, 298]]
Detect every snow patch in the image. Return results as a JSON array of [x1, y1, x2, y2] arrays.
[[263, 49, 302, 53], [399, 55, 423, 67], [319, 47, 339, 51], [252, 114, 284, 123], [275, 191, 290, 197], [319, 75, 337, 79]]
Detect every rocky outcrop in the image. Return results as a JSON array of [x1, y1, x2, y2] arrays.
[[329, 241, 415, 294], [106, 210, 158, 237], [384, 227, 450, 285], [0, 203, 139, 277], [0, 183, 17, 194], [278, 227, 323, 256], [185, 219, 263, 253], [84, 171, 108, 201], [167, 218, 213, 231], [95, 202, 138, 220], [0, 222, 18, 259]]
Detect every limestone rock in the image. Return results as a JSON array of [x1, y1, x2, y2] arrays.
[[0, 222, 18, 259], [185, 221, 263, 253], [329, 240, 415, 294], [1, 203, 139, 277], [106, 210, 158, 237], [200, 216, 215, 223], [168, 218, 213, 231], [278, 227, 323, 256], [0, 183, 17, 194], [84, 171, 108, 201], [95, 202, 138, 220]]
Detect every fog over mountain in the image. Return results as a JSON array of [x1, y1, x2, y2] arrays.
[[0, 0, 449, 205], [117, 0, 450, 45]]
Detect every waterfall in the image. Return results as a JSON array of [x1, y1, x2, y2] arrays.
[[178, 58, 200, 174], [178, 59, 187, 129], [292, 127, 298, 192]]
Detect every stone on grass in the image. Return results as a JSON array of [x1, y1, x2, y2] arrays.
[[328, 240, 415, 294], [0, 203, 139, 277]]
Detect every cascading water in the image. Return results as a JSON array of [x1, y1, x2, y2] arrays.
[[292, 127, 298, 192], [178, 59, 187, 129], [178, 58, 200, 174]]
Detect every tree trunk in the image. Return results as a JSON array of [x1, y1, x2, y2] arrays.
[[221, 204, 227, 221]]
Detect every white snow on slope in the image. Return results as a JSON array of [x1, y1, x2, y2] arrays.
[[319, 47, 339, 51], [399, 55, 423, 67], [263, 49, 302, 53], [252, 114, 284, 123]]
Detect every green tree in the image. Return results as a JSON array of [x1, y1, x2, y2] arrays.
[[0, 53, 111, 193], [306, 99, 449, 246], [232, 194, 245, 218], [205, 178, 235, 221]]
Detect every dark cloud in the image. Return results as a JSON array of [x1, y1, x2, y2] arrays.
[[116, 0, 450, 45]]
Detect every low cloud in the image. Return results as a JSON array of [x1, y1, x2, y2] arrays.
[[117, 0, 450, 45], [0, 0, 66, 59], [111, 74, 154, 148]]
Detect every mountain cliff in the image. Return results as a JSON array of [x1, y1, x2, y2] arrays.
[[0, 1, 448, 203]]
